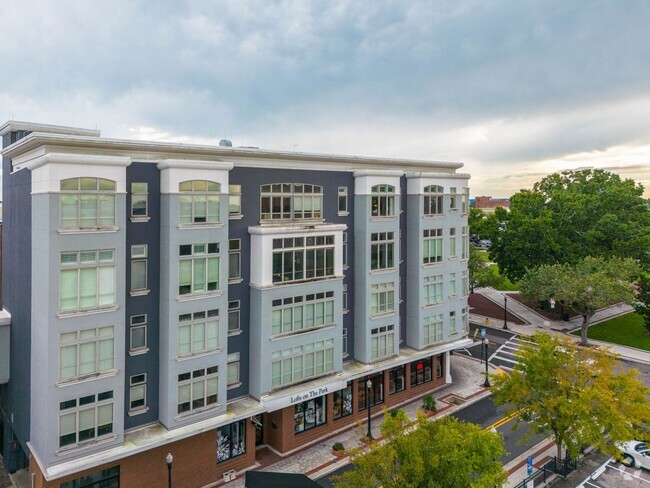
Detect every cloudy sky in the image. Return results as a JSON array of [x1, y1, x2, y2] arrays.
[[1, 1, 649, 197]]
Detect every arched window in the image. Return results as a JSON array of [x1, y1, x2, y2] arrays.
[[423, 185, 443, 216], [179, 180, 221, 224], [60, 177, 116, 229], [260, 183, 323, 221], [371, 184, 395, 217]]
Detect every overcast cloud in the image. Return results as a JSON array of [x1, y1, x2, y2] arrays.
[[1, 0, 649, 196]]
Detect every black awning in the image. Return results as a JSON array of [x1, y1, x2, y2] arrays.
[[245, 470, 322, 487]]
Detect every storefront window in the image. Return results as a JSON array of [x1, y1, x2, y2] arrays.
[[358, 373, 384, 410], [60, 467, 119, 488], [333, 382, 353, 420], [389, 365, 406, 394], [294, 396, 326, 433], [217, 420, 246, 462], [410, 357, 433, 387], [437, 354, 444, 379]]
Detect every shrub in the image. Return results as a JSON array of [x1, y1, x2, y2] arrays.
[[422, 395, 437, 411], [332, 442, 345, 452]]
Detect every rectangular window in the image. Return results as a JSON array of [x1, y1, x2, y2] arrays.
[[450, 310, 457, 333], [229, 239, 241, 282], [462, 271, 469, 297], [449, 187, 457, 210], [294, 396, 327, 433], [342, 232, 348, 267], [228, 300, 240, 333], [423, 185, 444, 216], [338, 186, 348, 215], [60, 466, 120, 488], [60, 250, 116, 312], [59, 391, 114, 448], [423, 314, 443, 345], [358, 372, 384, 410], [60, 177, 116, 230], [389, 365, 406, 394], [131, 244, 148, 293], [217, 420, 246, 462], [370, 232, 395, 270], [177, 366, 219, 414], [342, 327, 348, 356], [371, 184, 395, 217], [227, 352, 240, 387], [271, 291, 335, 336], [228, 184, 242, 216], [59, 327, 115, 382], [178, 243, 220, 296], [449, 228, 457, 259], [423, 275, 443, 305], [342, 284, 348, 312], [178, 309, 219, 357], [271, 339, 335, 388], [449, 272, 457, 297], [129, 314, 147, 352], [260, 183, 323, 221], [462, 226, 469, 260], [410, 358, 433, 387], [423, 229, 443, 264], [131, 182, 148, 218], [437, 354, 444, 379], [129, 374, 146, 411], [371, 325, 395, 360], [461, 187, 469, 213], [370, 282, 395, 316], [461, 307, 468, 332], [333, 382, 353, 419], [272, 235, 335, 284], [179, 180, 221, 225]]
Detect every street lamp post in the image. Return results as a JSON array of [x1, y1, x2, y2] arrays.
[[366, 378, 373, 440], [483, 338, 491, 388], [166, 453, 173, 488], [503, 295, 508, 330]]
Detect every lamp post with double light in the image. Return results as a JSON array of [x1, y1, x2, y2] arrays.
[[166, 453, 173, 488], [366, 378, 373, 440]]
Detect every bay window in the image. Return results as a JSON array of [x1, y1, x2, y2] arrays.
[[179, 180, 221, 225], [60, 177, 116, 230]]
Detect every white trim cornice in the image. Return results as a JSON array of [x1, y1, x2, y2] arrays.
[[353, 169, 405, 178], [405, 172, 471, 180], [157, 158, 233, 171], [13, 152, 131, 172], [0, 121, 100, 138]]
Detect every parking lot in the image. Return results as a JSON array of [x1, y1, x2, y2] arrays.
[[573, 458, 650, 487]]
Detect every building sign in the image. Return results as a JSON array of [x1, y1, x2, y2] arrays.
[[260, 378, 347, 412]]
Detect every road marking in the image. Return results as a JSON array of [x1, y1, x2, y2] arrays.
[[485, 410, 521, 431]]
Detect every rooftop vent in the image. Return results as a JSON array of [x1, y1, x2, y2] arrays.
[[219, 139, 232, 147]]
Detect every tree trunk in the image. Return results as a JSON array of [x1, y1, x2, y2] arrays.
[[556, 439, 562, 460], [580, 314, 590, 346]]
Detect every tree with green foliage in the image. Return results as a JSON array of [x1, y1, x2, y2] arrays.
[[634, 274, 650, 333], [492, 333, 650, 460], [468, 207, 503, 241], [489, 169, 650, 281], [468, 244, 498, 292], [334, 412, 507, 488], [519, 256, 640, 346]]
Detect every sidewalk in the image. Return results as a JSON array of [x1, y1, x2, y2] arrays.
[[221, 353, 494, 487], [474, 287, 649, 365]]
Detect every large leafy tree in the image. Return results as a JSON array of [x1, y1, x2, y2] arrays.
[[492, 333, 650, 460], [635, 274, 650, 333], [468, 244, 498, 292], [335, 413, 507, 488], [519, 256, 640, 346], [489, 169, 650, 281]]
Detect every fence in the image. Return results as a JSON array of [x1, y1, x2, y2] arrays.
[[513, 455, 577, 488]]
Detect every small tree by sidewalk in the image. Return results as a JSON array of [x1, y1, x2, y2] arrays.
[[519, 256, 640, 346]]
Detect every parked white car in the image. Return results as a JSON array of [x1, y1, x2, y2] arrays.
[[620, 441, 650, 469]]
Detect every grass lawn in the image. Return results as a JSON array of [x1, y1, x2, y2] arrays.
[[572, 313, 650, 351], [487, 264, 519, 291]]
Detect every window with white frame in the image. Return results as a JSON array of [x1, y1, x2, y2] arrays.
[[228, 300, 240, 333], [178, 243, 220, 296], [60, 177, 116, 230], [260, 183, 323, 221], [423, 275, 443, 305], [342, 232, 348, 268], [59, 391, 113, 448], [450, 310, 457, 333], [461, 307, 468, 332], [179, 180, 221, 225], [461, 187, 469, 213], [131, 245, 148, 293], [178, 309, 219, 357], [423, 229, 443, 264], [129, 374, 146, 412], [342, 328, 348, 357], [59, 326, 115, 382], [449, 272, 457, 297], [338, 186, 348, 215], [271, 339, 335, 388], [370, 232, 395, 270], [371, 325, 395, 360], [449, 228, 457, 259], [462, 226, 469, 260], [177, 366, 219, 414], [371, 184, 395, 217], [217, 420, 246, 462], [228, 184, 241, 217], [229, 239, 241, 282], [131, 182, 148, 219], [423, 314, 443, 345], [272, 236, 335, 284], [462, 271, 469, 297], [423, 185, 443, 216], [129, 314, 147, 352], [271, 291, 334, 336], [370, 282, 395, 316], [60, 250, 116, 313], [343, 284, 348, 312], [449, 187, 457, 210], [227, 352, 240, 387]]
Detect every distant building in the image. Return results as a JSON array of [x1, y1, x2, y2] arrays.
[[472, 195, 509, 213]]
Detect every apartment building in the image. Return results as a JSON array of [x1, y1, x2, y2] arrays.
[[0, 121, 472, 487]]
